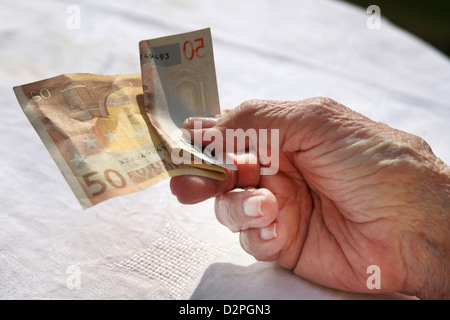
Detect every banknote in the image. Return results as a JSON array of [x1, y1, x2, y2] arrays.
[[139, 28, 237, 170], [13, 73, 226, 208]]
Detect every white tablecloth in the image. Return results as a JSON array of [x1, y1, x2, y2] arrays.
[[1, 0, 448, 299]]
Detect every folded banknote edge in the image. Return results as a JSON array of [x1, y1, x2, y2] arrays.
[[13, 85, 92, 208]]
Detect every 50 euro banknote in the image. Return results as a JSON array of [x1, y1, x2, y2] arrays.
[[139, 28, 236, 170], [13, 73, 226, 208]]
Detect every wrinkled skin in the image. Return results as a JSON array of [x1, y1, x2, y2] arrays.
[[170, 98, 450, 299]]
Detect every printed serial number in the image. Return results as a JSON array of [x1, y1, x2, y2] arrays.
[[140, 52, 170, 61]]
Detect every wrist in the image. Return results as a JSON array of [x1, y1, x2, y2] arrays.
[[402, 161, 450, 299]]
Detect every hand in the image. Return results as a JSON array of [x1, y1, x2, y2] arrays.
[[170, 98, 450, 299]]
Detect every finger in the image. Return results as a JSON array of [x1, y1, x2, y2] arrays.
[[182, 102, 285, 165], [172, 100, 292, 205], [220, 109, 232, 116], [170, 146, 262, 204], [183, 116, 218, 129], [182, 109, 233, 129], [182, 125, 256, 154], [214, 188, 278, 232], [170, 152, 261, 204], [170, 174, 235, 204], [228, 152, 261, 187], [239, 219, 287, 261]]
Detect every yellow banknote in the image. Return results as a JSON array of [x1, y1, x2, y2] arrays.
[[14, 73, 225, 208]]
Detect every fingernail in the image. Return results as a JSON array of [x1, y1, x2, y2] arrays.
[[243, 196, 264, 217], [183, 118, 191, 128], [184, 117, 218, 129], [260, 223, 278, 240]]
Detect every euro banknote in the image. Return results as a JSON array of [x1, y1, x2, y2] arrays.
[[14, 73, 228, 208], [139, 28, 236, 170], [13, 29, 231, 208]]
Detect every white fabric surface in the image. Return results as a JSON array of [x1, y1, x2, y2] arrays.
[[1, 0, 448, 300]]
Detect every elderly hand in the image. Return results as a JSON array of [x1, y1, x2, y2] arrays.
[[170, 98, 450, 299]]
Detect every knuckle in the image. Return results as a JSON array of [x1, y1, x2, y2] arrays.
[[214, 196, 240, 233], [235, 99, 283, 117], [239, 230, 257, 256], [309, 97, 341, 115], [411, 134, 433, 154], [235, 99, 267, 116], [239, 230, 271, 261], [304, 96, 338, 107]]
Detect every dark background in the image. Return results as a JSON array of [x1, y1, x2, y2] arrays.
[[342, 0, 450, 57]]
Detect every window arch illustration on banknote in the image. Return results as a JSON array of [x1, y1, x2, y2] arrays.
[[173, 67, 206, 114], [37, 82, 96, 147], [61, 83, 106, 121]]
